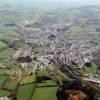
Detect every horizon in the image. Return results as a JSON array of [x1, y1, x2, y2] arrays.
[[0, 0, 100, 10]]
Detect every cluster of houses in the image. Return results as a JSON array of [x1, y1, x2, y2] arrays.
[[0, 96, 10, 100]]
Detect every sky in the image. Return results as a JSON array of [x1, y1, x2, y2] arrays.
[[0, 0, 100, 9]]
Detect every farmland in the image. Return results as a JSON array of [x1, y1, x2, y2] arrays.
[[0, 2, 100, 100], [0, 72, 58, 100]]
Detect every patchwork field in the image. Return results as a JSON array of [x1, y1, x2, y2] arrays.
[[0, 73, 58, 100]]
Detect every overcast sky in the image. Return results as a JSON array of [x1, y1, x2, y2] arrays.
[[0, 0, 99, 9]]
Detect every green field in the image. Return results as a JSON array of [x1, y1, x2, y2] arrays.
[[4, 79, 17, 90], [0, 71, 58, 100], [17, 84, 34, 100], [85, 63, 97, 75], [32, 87, 57, 100], [0, 41, 7, 49], [0, 76, 7, 86], [0, 89, 10, 97], [0, 48, 15, 59], [20, 74, 36, 85]]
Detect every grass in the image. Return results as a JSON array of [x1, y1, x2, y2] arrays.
[[0, 69, 17, 76], [85, 63, 97, 75], [0, 41, 7, 49], [19, 72, 58, 100], [32, 79, 58, 100], [21, 74, 36, 85], [37, 71, 49, 77], [0, 76, 7, 87], [0, 48, 15, 59], [32, 87, 58, 100], [17, 84, 34, 100], [57, 69, 69, 80], [0, 89, 10, 97], [4, 79, 17, 90], [0, 71, 66, 100]]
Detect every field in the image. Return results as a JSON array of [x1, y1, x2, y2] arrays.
[[17, 84, 34, 100], [0, 48, 15, 59], [0, 3, 100, 100], [0, 41, 7, 49], [0, 73, 58, 100], [32, 87, 57, 100]]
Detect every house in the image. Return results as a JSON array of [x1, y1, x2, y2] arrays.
[[0, 96, 10, 100]]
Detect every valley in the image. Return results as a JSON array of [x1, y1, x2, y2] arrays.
[[0, 4, 100, 100]]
